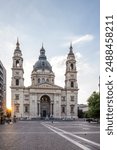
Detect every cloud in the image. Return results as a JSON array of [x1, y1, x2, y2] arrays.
[[63, 34, 94, 47], [50, 52, 99, 104], [49, 55, 66, 86], [73, 34, 94, 45]]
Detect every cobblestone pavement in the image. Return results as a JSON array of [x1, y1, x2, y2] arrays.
[[0, 121, 100, 150]]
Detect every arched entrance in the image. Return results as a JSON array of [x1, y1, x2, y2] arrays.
[[40, 95, 50, 118]]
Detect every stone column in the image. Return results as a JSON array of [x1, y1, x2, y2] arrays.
[[37, 102, 40, 117], [50, 102, 54, 116], [50, 103, 52, 116], [39, 102, 40, 117], [52, 103, 54, 116]]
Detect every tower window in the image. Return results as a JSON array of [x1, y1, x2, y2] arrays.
[[62, 96, 65, 101], [42, 62, 45, 66], [52, 79, 54, 83], [16, 79, 19, 86], [71, 74, 74, 78], [70, 105, 74, 113], [42, 62, 45, 70], [16, 72, 19, 75], [71, 96, 74, 101], [38, 78, 40, 83], [71, 81, 74, 88], [15, 94, 19, 100], [16, 60, 20, 67], [42, 51, 44, 55], [70, 63, 74, 70]]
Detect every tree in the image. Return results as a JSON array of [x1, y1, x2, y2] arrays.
[[84, 111, 89, 118], [87, 91, 100, 118]]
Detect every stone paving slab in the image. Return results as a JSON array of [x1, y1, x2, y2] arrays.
[[0, 121, 100, 150]]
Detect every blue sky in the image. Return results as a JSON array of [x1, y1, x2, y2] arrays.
[[0, 0, 100, 107]]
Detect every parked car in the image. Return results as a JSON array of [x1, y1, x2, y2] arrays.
[[86, 118, 99, 123]]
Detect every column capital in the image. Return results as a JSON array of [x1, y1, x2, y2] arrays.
[[51, 101, 54, 104], [37, 100, 40, 103]]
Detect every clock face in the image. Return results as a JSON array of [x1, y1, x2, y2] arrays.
[[71, 74, 74, 78], [16, 72, 19, 75]]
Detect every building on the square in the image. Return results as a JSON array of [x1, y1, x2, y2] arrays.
[[78, 104, 88, 112], [0, 60, 6, 123], [11, 40, 78, 119]]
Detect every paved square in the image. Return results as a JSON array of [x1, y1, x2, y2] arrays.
[[0, 121, 100, 150]]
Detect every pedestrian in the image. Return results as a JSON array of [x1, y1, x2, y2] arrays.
[[51, 115, 54, 123], [13, 115, 16, 123]]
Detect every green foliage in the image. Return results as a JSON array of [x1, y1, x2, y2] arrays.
[[84, 111, 89, 118], [87, 91, 100, 118]]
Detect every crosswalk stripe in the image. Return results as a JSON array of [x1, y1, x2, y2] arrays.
[[42, 123, 91, 150], [44, 123, 100, 147]]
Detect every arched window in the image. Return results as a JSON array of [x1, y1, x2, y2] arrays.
[[61, 106, 65, 113], [70, 105, 74, 113], [71, 81, 74, 88], [24, 105, 29, 113], [52, 79, 54, 83], [42, 62, 45, 70], [16, 60, 20, 67], [70, 63, 73, 70], [46, 78, 49, 82], [38, 78, 40, 83], [16, 79, 19, 86], [42, 62, 45, 66]]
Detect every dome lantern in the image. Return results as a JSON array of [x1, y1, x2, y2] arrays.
[[33, 45, 52, 72]]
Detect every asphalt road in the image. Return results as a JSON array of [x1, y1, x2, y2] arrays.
[[0, 120, 100, 150]]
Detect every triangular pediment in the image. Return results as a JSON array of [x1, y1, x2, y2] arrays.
[[38, 83, 63, 89]]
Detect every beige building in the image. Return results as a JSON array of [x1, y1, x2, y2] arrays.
[[11, 40, 78, 119], [78, 104, 88, 112]]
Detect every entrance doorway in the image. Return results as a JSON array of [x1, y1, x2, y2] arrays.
[[40, 95, 50, 118], [43, 110, 47, 117]]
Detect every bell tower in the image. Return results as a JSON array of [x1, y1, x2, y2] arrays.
[[65, 43, 78, 89], [11, 39, 24, 117], [65, 43, 78, 119], [11, 39, 24, 87]]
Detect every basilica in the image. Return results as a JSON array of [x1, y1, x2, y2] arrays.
[[11, 40, 78, 119]]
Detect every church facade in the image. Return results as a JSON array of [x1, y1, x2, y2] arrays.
[[11, 40, 78, 119]]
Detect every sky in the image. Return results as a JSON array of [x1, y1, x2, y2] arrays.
[[0, 0, 100, 108]]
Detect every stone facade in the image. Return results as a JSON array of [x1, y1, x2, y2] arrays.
[[0, 60, 6, 123], [78, 104, 88, 112], [11, 40, 78, 119]]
